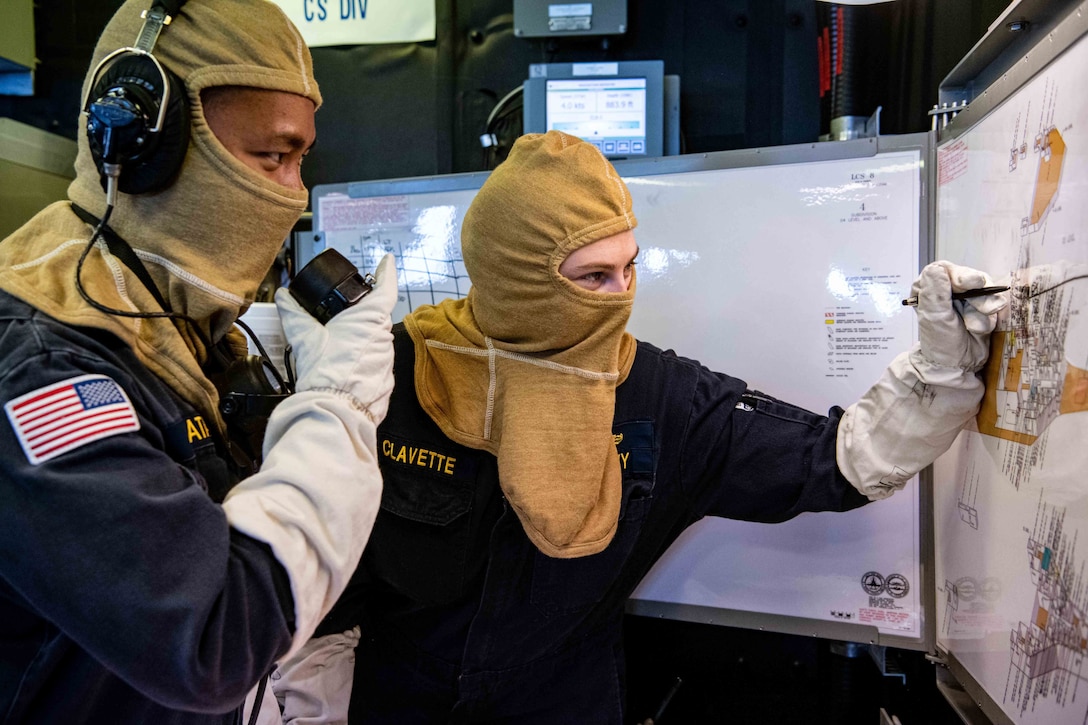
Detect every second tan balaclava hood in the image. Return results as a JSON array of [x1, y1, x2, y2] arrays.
[[0, 0, 320, 431], [404, 131, 639, 558]]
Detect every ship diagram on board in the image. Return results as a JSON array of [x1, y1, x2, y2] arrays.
[[975, 255, 1082, 492], [934, 27, 1088, 725], [1011, 78, 1066, 235], [964, 85, 1088, 497], [1004, 493, 1088, 722], [955, 439, 982, 530]]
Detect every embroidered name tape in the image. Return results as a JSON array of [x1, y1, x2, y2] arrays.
[[5, 374, 141, 465]]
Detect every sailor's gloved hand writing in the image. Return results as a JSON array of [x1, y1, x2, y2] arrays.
[[837, 260, 1008, 501], [912, 260, 1008, 372], [275, 253, 398, 421]]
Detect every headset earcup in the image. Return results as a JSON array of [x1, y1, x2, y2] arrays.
[[86, 53, 190, 196]]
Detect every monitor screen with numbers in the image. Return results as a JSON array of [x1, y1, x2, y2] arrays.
[[523, 60, 664, 159], [544, 76, 648, 155]]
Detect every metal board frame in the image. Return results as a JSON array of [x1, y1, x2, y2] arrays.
[[932, 3, 1088, 723], [939, 0, 1084, 108]]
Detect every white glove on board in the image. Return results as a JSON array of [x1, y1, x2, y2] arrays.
[[837, 261, 1009, 500], [222, 253, 398, 660]]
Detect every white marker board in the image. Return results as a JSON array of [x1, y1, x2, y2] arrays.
[[311, 133, 929, 647], [620, 138, 926, 647], [932, 7, 1088, 724]]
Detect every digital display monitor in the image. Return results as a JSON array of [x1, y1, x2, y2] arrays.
[[523, 60, 665, 158], [545, 77, 648, 155]]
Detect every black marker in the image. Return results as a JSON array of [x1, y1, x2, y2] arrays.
[[901, 285, 1010, 307]]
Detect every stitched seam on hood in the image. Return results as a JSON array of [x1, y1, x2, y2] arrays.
[[484, 337, 497, 440], [283, 11, 311, 96], [100, 242, 144, 333], [425, 339, 620, 381], [10, 239, 86, 271], [134, 249, 246, 305]]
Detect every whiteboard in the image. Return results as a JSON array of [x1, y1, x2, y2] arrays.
[[933, 10, 1088, 725], [310, 172, 486, 322], [311, 133, 929, 647], [621, 139, 926, 647]]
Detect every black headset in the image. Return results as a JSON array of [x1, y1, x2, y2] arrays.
[[82, 0, 190, 203]]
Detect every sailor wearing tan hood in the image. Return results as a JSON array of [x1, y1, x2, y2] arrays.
[[0, 1, 396, 722]]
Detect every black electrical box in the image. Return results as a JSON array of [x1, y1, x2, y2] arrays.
[[513, 0, 627, 38]]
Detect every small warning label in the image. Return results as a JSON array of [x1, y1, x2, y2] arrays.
[[318, 196, 410, 231], [938, 139, 969, 186], [549, 16, 591, 31], [859, 607, 915, 631]]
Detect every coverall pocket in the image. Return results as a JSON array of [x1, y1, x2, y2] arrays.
[[365, 463, 475, 606]]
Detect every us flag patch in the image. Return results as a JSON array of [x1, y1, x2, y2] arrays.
[[4, 374, 140, 465]]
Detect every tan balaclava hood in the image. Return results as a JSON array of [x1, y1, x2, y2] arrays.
[[0, 0, 320, 430], [404, 131, 639, 558]]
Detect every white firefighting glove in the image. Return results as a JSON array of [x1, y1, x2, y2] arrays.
[[269, 626, 361, 724], [915, 261, 1006, 370], [836, 261, 1009, 500], [222, 254, 397, 660]]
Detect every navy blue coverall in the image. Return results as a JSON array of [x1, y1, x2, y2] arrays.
[[318, 325, 870, 724], [0, 290, 295, 724]]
